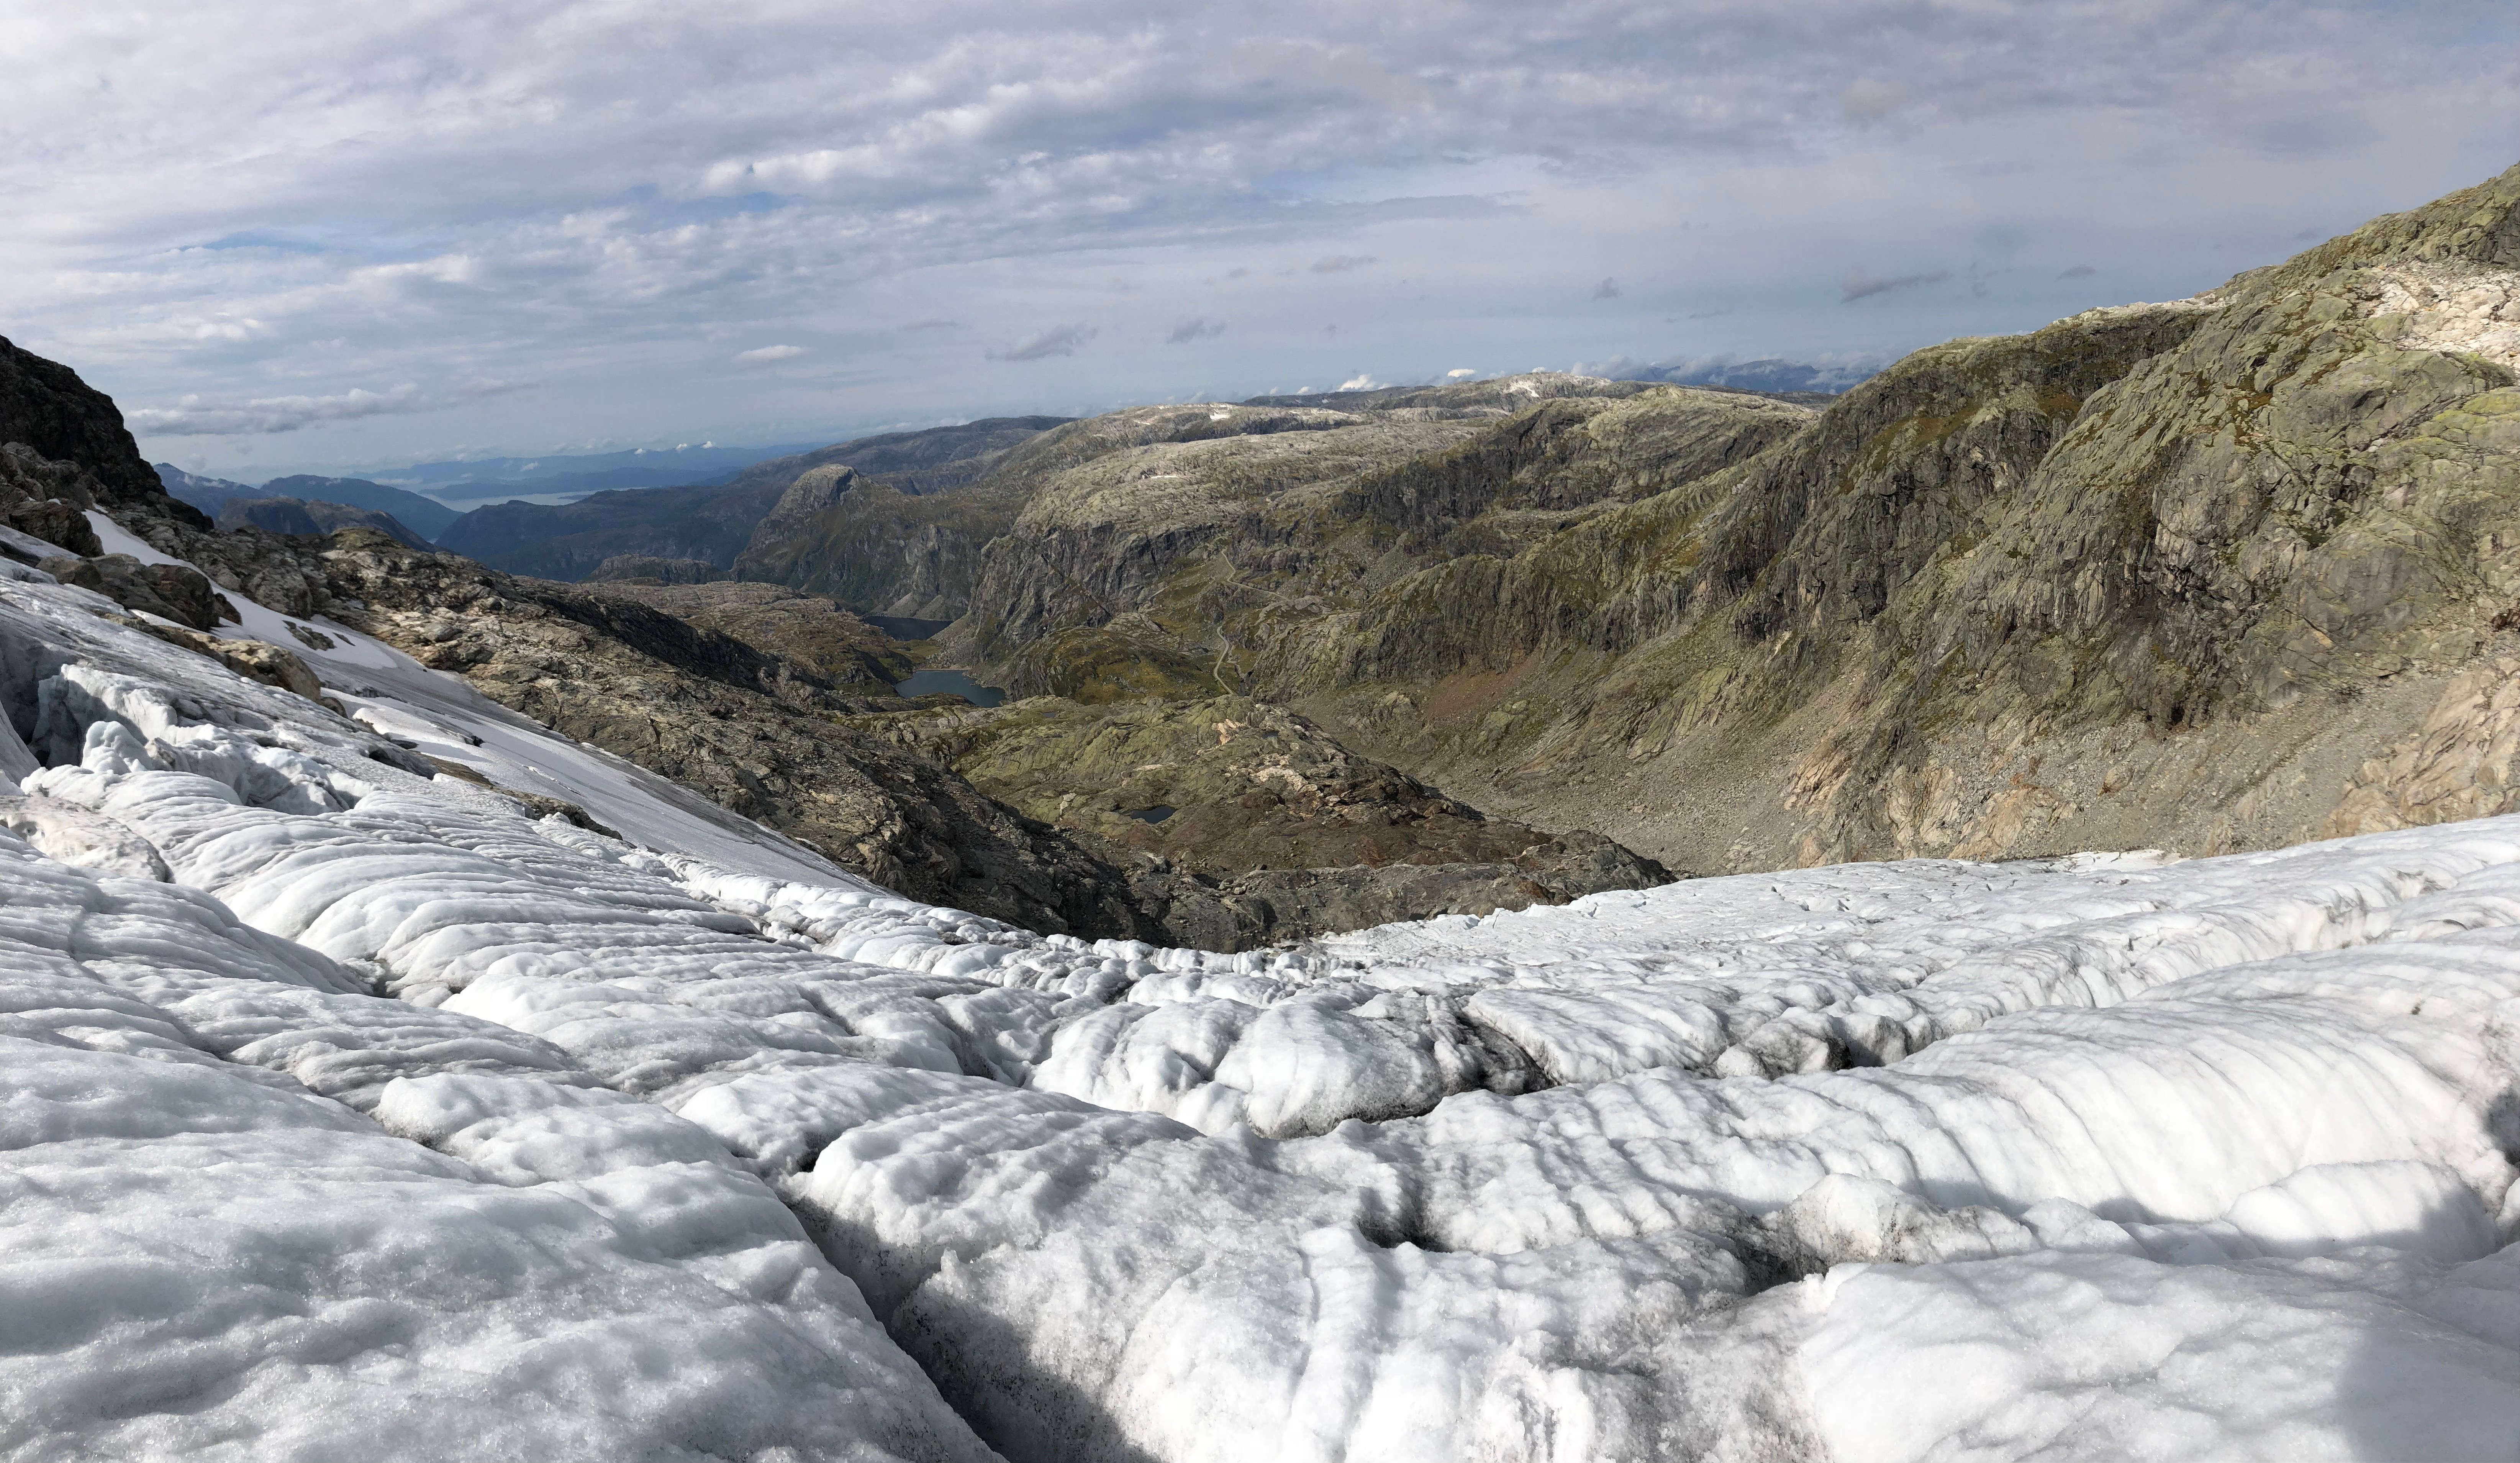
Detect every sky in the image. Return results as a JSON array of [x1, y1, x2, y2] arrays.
[[3, 1, 2515, 483]]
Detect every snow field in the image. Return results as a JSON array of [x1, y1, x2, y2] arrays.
[[0, 833, 993, 1460]]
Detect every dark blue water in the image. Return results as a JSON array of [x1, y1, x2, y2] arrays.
[[1124, 805, 1176, 824], [894, 668, 1007, 707]]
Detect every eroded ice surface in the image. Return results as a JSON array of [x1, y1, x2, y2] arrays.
[[3, 526, 2518, 1461]]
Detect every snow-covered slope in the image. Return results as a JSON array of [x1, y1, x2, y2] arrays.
[[4, 526, 2518, 1460]]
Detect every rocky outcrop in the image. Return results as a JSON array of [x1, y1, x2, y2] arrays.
[[583, 578, 911, 690], [106, 614, 325, 702], [0, 336, 164, 508], [733, 400, 1529, 623], [729, 476, 1023, 619], [119, 513, 336, 618], [0, 443, 106, 556], [857, 691, 1671, 892], [38, 553, 230, 632]]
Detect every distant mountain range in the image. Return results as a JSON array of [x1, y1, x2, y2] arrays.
[[379, 441, 828, 490], [364, 441, 834, 507], [211, 495, 433, 549], [1611, 355, 1879, 397], [156, 440, 903, 542], [156, 465, 464, 539], [431, 418, 1069, 583]]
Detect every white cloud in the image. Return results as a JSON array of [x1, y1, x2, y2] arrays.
[[734, 344, 808, 364], [0, 0, 2508, 472], [1337, 373, 1386, 390], [127, 380, 528, 436]]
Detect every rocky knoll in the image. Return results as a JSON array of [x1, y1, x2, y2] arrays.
[[583, 554, 726, 584], [855, 689, 1668, 891], [582, 577, 912, 690], [952, 162, 2520, 876]]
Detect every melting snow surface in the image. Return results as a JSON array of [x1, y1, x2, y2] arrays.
[[3, 540, 2519, 1460]]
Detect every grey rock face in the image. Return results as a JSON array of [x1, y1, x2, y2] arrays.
[[39, 553, 228, 631], [0, 336, 162, 507], [0, 444, 105, 557]]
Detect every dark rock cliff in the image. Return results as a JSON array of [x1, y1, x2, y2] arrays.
[[0, 335, 164, 508]]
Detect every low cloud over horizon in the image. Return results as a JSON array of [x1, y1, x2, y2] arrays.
[[4, 0, 2513, 477], [127, 379, 531, 437]]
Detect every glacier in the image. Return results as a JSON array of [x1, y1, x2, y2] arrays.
[[2, 514, 2518, 1460]]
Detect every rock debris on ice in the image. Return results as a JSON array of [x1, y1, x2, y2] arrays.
[[2, 529, 2518, 1461]]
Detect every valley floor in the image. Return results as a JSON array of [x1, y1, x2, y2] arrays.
[[4, 517, 2519, 1461]]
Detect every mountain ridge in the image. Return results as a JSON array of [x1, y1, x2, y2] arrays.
[[918, 162, 2520, 876]]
